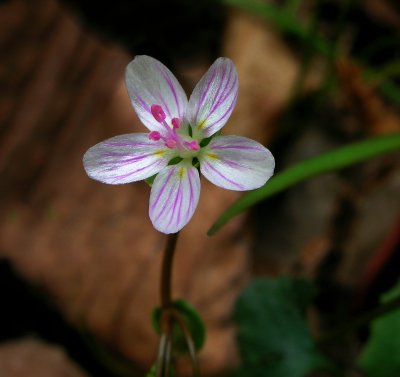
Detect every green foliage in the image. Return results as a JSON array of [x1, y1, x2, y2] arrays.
[[145, 174, 156, 186], [209, 133, 400, 235], [360, 38, 400, 103], [358, 281, 400, 377], [152, 299, 206, 353], [168, 156, 184, 165], [224, 0, 400, 102], [234, 277, 331, 377]]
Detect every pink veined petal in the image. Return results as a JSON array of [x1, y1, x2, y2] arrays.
[[187, 57, 238, 138], [83, 133, 173, 184], [200, 135, 275, 191], [125, 55, 188, 133], [149, 164, 200, 234]]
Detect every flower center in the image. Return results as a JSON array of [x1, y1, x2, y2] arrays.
[[148, 104, 200, 155]]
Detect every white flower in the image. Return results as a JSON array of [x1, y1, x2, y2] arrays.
[[83, 56, 275, 234]]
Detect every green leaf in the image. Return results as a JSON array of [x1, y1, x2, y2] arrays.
[[168, 156, 184, 165], [208, 133, 400, 235], [358, 281, 400, 377], [152, 299, 206, 353], [234, 278, 330, 377], [145, 174, 157, 186], [378, 79, 400, 103]]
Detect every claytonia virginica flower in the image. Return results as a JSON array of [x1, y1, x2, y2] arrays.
[[83, 56, 275, 234]]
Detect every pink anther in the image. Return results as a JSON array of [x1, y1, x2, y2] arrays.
[[185, 140, 200, 151], [151, 104, 166, 122], [148, 131, 161, 141], [171, 118, 180, 129], [165, 138, 177, 148]]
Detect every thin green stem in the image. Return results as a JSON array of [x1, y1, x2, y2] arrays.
[[157, 232, 201, 376], [208, 133, 400, 235], [156, 232, 179, 377], [156, 313, 174, 377], [318, 297, 400, 344], [156, 333, 169, 377], [161, 232, 179, 308], [170, 309, 200, 377]]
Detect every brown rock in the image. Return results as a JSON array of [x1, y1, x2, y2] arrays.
[[0, 338, 89, 377], [222, 8, 298, 141], [0, 1, 297, 375]]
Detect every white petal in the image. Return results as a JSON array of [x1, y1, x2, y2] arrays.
[[200, 136, 274, 191], [125, 55, 188, 133], [83, 133, 173, 184], [149, 164, 200, 234], [187, 57, 238, 137]]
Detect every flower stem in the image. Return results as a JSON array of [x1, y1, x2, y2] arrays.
[[156, 232, 179, 377], [170, 308, 200, 377], [161, 232, 179, 308], [157, 232, 201, 377]]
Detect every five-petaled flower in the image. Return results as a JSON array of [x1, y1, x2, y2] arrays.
[[83, 56, 275, 234]]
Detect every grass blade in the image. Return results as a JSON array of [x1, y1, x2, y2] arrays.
[[208, 133, 400, 235]]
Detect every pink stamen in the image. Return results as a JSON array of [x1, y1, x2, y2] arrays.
[[185, 140, 200, 151], [165, 138, 177, 148], [148, 131, 161, 141], [171, 118, 180, 129], [151, 104, 166, 122]]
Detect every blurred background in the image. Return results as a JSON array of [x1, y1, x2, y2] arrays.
[[0, 0, 399, 376]]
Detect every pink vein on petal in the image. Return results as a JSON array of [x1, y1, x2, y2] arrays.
[[136, 95, 151, 112], [202, 161, 244, 189], [151, 168, 176, 211], [154, 180, 176, 222], [188, 169, 195, 213], [208, 63, 228, 113], [169, 181, 183, 228], [159, 65, 181, 117], [99, 154, 156, 168], [220, 159, 248, 170], [211, 144, 263, 151], [103, 142, 154, 148], [100, 151, 153, 158], [158, 93, 172, 118], [208, 73, 237, 116], [108, 158, 164, 182], [176, 185, 184, 227], [205, 91, 237, 134], [195, 68, 217, 120], [209, 63, 235, 114]]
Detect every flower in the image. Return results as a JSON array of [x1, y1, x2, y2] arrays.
[[83, 56, 275, 234]]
